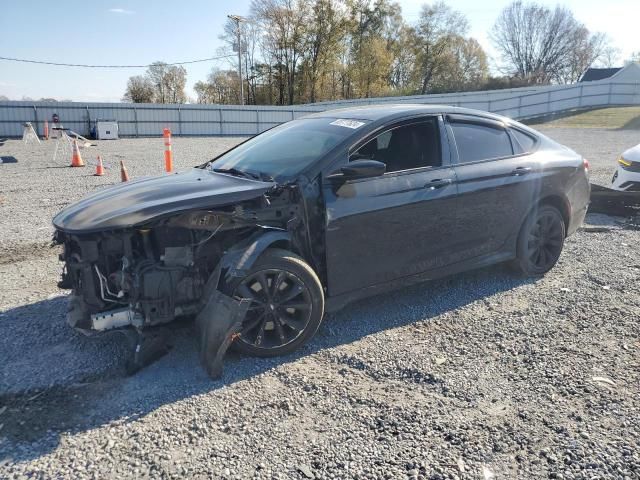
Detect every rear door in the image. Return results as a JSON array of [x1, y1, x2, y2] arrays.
[[446, 114, 541, 260], [323, 116, 458, 296]]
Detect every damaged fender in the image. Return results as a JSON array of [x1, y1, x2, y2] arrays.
[[195, 230, 290, 378], [218, 229, 292, 282]]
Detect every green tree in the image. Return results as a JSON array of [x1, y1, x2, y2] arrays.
[[412, 1, 469, 94], [301, 0, 346, 102], [434, 36, 488, 92], [343, 0, 402, 98]]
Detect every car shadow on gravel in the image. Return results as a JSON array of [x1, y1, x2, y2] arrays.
[[0, 264, 535, 463]]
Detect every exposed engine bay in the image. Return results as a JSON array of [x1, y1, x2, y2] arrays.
[[54, 184, 314, 335]]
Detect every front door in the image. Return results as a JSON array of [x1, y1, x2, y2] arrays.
[[322, 117, 459, 296]]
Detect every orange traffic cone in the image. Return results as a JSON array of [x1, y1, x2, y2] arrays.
[[94, 155, 105, 176], [120, 160, 130, 182], [163, 127, 173, 173], [70, 139, 85, 167], [43, 120, 49, 140]]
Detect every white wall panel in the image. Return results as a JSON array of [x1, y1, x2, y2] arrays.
[[1, 77, 639, 137]]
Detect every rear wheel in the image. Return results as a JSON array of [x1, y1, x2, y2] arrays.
[[228, 249, 324, 357], [513, 205, 566, 276]]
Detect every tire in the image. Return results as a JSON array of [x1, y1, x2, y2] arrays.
[[226, 248, 325, 357], [513, 205, 566, 276]]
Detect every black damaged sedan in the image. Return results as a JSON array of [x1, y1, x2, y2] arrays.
[[53, 105, 590, 374]]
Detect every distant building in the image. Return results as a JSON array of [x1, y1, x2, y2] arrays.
[[579, 64, 640, 83], [579, 67, 622, 82]]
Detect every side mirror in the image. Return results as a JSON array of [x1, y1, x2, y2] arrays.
[[334, 160, 386, 180]]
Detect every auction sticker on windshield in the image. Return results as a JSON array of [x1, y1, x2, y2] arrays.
[[330, 119, 366, 129]]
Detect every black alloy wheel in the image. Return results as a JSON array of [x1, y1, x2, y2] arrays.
[[230, 249, 325, 357], [515, 205, 566, 276]]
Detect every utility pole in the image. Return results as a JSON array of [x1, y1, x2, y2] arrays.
[[228, 14, 245, 106]]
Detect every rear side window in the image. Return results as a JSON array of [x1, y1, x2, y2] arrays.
[[450, 122, 513, 163], [511, 129, 537, 153]]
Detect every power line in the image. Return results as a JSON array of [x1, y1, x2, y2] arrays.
[[0, 54, 235, 68]]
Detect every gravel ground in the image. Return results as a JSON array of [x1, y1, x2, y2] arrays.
[[0, 136, 243, 251], [535, 126, 640, 187], [0, 128, 639, 479]]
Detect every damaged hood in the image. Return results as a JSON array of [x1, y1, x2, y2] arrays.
[[53, 168, 275, 233]]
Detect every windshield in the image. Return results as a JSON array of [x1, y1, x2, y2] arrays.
[[208, 117, 368, 181]]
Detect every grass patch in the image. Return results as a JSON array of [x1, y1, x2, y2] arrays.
[[526, 106, 640, 129]]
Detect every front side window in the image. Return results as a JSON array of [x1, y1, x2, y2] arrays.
[[351, 119, 441, 173], [450, 122, 513, 163]]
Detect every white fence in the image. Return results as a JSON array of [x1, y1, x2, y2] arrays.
[[1, 77, 639, 138], [310, 81, 640, 119]]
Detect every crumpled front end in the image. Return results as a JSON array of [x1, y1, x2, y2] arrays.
[[55, 213, 231, 333], [53, 179, 311, 337]]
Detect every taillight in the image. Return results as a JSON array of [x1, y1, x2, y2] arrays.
[[583, 158, 590, 171]]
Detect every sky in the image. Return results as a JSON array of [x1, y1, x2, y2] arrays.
[[0, 0, 638, 102]]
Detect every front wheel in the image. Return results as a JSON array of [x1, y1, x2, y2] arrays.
[[227, 249, 325, 357], [513, 205, 566, 276]]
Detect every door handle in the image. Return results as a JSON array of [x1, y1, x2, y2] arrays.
[[511, 167, 532, 176], [425, 178, 453, 189]]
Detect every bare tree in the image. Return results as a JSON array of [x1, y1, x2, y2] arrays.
[[193, 81, 212, 104], [218, 16, 263, 104], [146, 63, 170, 103], [163, 66, 188, 103], [597, 43, 622, 68], [122, 75, 155, 103], [251, 0, 309, 105], [626, 51, 640, 65], [194, 69, 241, 104], [144, 62, 187, 103], [556, 29, 608, 83], [491, 1, 608, 84], [0, 95, 8, 101]]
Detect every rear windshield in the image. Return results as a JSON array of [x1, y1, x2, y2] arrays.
[[209, 117, 367, 181]]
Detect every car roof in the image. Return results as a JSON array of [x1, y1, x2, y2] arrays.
[[306, 104, 514, 124]]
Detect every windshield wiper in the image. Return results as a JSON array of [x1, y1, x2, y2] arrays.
[[213, 167, 275, 183], [212, 167, 260, 180]]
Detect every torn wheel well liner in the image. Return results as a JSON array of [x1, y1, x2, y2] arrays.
[[217, 229, 294, 288]]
